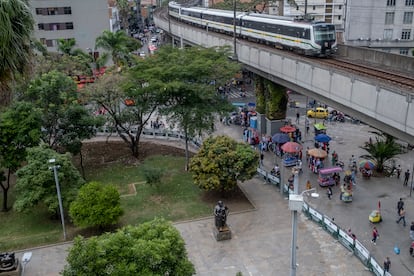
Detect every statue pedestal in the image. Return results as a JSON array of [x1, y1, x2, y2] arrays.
[[0, 259, 21, 276], [213, 225, 232, 241]]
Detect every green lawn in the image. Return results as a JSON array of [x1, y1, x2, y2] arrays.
[[0, 155, 212, 251]]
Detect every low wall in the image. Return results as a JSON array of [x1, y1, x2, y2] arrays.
[[337, 44, 414, 74]]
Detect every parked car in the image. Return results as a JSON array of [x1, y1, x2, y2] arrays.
[[307, 107, 329, 119]]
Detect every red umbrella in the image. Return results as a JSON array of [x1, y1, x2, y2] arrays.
[[280, 125, 296, 133], [281, 142, 302, 153]]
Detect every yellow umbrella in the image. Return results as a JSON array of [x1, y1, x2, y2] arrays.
[[307, 148, 328, 158]]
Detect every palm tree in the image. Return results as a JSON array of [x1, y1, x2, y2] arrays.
[[57, 38, 77, 55], [95, 30, 141, 67], [360, 132, 401, 173], [0, 0, 34, 105], [95, 30, 129, 66]]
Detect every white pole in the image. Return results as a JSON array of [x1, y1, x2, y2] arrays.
[[290, 171, 299, 276], [49, 161, 67, 241]]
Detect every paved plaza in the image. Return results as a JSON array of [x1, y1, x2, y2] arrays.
[[13, 93, 414, 276]]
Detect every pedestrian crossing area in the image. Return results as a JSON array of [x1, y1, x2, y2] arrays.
[[226, 88, 255, 99]]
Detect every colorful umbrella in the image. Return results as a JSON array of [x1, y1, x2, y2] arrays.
[[272, 133, 290, 144], [315, 133, 331, 143], [307, 148, 328, 158], [359, 160, 376, 170], [280, 125, 296, 133], [314, 123, 327, 130], [281, 142, 302, 153]]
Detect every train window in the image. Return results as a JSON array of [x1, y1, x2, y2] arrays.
[[313, 25, 336, 41]]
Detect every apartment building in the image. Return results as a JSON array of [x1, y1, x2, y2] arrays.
[[30, 0, 117, 53], [279, 0, 414, 55], [344, 0, 414, 55]]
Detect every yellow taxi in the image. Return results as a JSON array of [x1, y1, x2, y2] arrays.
[[307, 107, 329, 119]]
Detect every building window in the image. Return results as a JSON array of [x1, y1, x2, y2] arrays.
[[385, 12, 395, 25], [313, 5, 316, 10], [387, 0, 396, 6], [383, 29, 393, 40], [338, 15, 341, 20], [404, 12, 413, 24], [401, 29, 411, 40], [38, 23, 44, 30], [338, 5, 342, 9], [35, 8, 43, 15], [45, 39, 54, 47], [400, 49, 409, 55], [65, 22, 74, 29], [406, 0, 414, 6], [47, 8, 58, 15], [63, 7, 72, 14]]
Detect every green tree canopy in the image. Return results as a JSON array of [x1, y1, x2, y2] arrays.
[[69, 181, 123, 229], [151, 46, 239, 169], [360, 132, 401, 173], [0, 101, 42, 211], [95, 30, 141, 66], [14, 145, 84, 215], [22, 70, 101, 156], [62, 218, 195, 276], [189, 135, 259, 192], [0, 0, 34, 105]]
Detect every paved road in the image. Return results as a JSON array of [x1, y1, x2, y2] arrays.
[[13, 93, 414, 276]]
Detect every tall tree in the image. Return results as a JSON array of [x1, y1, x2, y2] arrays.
[[360, 132, 401, 173], [23, 70, 100, 155], [57, 38, 77, 55], [0, 102, 42, 211], [62, 218, 195, 276], [155, 46, 239, 170], [95, 30, 141, 66], [0, 0, 34, 105], [13, 145, 84, 216], [86, 72, 156, 157], [189, 135, 258, 193]]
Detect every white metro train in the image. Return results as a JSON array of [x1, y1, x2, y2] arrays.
[[168, 2, 337, 57]]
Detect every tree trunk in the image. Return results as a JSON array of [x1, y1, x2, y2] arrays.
[[0, 169, 11, 212], [184, 130, 190, 171], [80, 150, 85, 179]]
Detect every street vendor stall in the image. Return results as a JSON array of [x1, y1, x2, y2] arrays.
[[307, 148, 328, 173], [318, 167, 342, 187], [341, 171, 353, 202], [314, 123, 327, 135], [281, 142, 302, 167]]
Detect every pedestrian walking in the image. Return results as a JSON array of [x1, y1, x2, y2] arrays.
[[305, 118, 309, 135], [327, 187, 333, 200], [296, 112, 300, 124], [397, 198, 404, 215], [306, 180, 312, 190], [410, 221, 414, 240], [383, 256, 391, 272], [404, 169, 410, 186], [371, 226, 379, 244], [396, 207, 406, 226], [397, 165, 401, 179], [260, 152, 264, 168]]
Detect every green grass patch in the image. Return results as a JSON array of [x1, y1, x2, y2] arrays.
[[0, 155, 214, 251]]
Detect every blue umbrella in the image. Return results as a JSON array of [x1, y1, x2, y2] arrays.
[[272, 133, 290, 144], [315, 133, 331, 143]]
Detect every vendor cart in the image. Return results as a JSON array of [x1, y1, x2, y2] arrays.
[[314, 123, 327, 135], [318, 167, 342, 187]]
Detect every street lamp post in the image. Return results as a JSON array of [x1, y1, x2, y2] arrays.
[[48, 159, 66, 241], [288, 170, 319, 276]]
